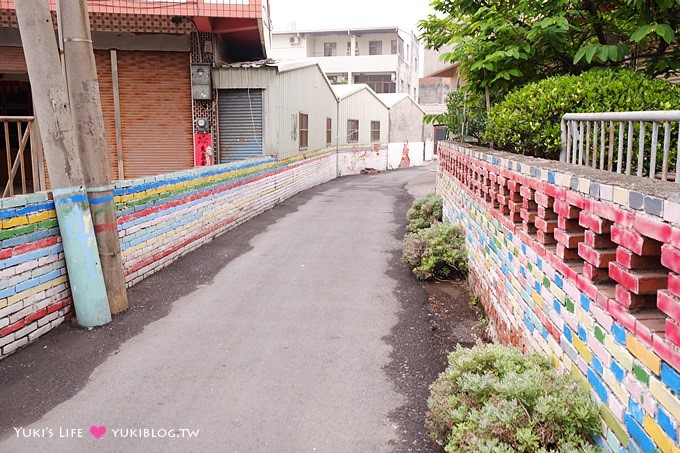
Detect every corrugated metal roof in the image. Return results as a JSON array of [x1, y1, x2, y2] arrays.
[[377, 93, 427, 114], [216, 58, 320, 73], [272, 26, 401, 35]]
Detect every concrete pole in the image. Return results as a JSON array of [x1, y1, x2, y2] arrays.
[[60, 0, 129, 314], [15, 0, 112, 327]]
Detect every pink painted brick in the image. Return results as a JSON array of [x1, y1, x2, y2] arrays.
[[607, 299, 637, 332], [610, 225, 662, 256], [669, 273, 680, 298], [634, 215, 673, 243], [624, 373, 645, 400], [666, 319, 680, 348], [658, 290, 680, 320], [584, 230, 615, 248], [653, 334, 680, 372], [578, 243, 617, 268], [580, 211, 611, 234], [588, 335, 612, 366], [591, 305, 614, 330], [661, 244, 680, 275], [609, 262, 667, 295], [565, 191, 586, 210], [616, 247, 661, 270], [554, 200, 580, 219]]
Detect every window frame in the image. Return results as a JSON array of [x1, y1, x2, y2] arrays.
[[370, 121, 381, 142], [369, 40, 383, 56], [347, 119, 359, 143], [326, 117, 332, 145], [323, 42, 337, 57], [299, 112, 309, 150]]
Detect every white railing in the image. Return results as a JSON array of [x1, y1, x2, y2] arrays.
[[1, 116, 44, 198], [560, 111, 680, 183]]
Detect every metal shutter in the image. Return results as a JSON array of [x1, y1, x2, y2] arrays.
[[218, 89, 263, 163]]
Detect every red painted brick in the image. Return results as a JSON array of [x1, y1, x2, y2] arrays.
[[534, 240, 547, 258], [519, 185, 534, 199], [661, 245, 680, 275], [615, 284, 658, 309], [554, 229, 584, 248], [544, 184, 566, 201], [534, 192, 554, 208], [0, 248, 12, 260], [634, 215, 673, 243], [584, 230, 615, 248], [610, 225, 662, 256], [534, 217, 558, 233], [547, 252, 579, 281], [536, 230, 556, 245], [554, 200, 580, 219], [635, 311, 666, 346], [609, 262, 667, 295], [520, 209, 537, 223], [616, 247, 661, 270], [537, 206, 557, 219], [0, 319, 25, 337], [607, 299, 638, 332], [666, 319, 680, 348], [12, 236, 59, 256], [508, 180, 521, 192], [522, 199, 538, 210], [578, 243, 616, 268], [556, 242, 581, 260], [658, 290, 680, 319], [583, 262, 610, 282], [654, 335, 680, 372], [565, 190, 586, 209], [669, 273, 680, 298], [579, 211, 611, 234], [558, 216, 582, 231], [577, 274, 602, 301], [24, 308, 47, 325], [508, 200, 522, 213]]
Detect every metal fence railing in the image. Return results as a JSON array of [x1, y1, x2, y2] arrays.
[[560, 110, 680, 183], [1, 116, 44, 198]]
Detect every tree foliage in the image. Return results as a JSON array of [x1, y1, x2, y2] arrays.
[[418, 0, 680, 97]]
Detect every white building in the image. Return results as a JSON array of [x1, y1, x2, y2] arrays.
[[271, 27, 420, 99]]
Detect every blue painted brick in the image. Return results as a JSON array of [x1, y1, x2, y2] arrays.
[[578, 325, 587, 342], [524, 314, 535, 333], [553, 299, 561, 314], [542, 326, 549, 339], [537, 257, 543, 269], [624, 413, 656, 453], [534, 281, 541, 293], [548, 171, 555, 184], [611, 360, 625, 382], [612, 323, 627, 345], [657, 407, 677, 441], [521, 243, 527, 255], [0, 208, 17, 220], [580, 293, 591, 311], [629, 398, 645, 424], [587, 368, 608, 404], [14, 276, 41, 293], [554, 273, 563, 289], [661, 363, 680, 395], [520, 266, 526, 278], [592, 356, 603, 376], [564, 326, 573, 343], [0, 286, 16, 298]]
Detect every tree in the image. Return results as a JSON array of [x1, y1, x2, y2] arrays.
[[418, 0, 680, 97]]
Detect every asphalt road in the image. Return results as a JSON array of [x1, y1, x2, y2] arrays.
[[0, 165, 437, 453]]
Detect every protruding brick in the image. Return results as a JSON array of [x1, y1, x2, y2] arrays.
[[537, 205, 557, 219], [609, 262, 667, 295], [558, 216, 582, 231], [666, 319, 680, 348], [616, 247, 662, 270], [578, 243, 616, 268], [634, 215, 672, 243], [556, 242, 581, 260], [658, 290, 680, 319], [669, 273, 680, 298], [583, 262, 610, 282], [534, 192, 554, 208], [661, 245, 680, 275], [554, 200, 580, 219], [536, 230, 556, 245], [611, 225, 662, 256], [580, 211, 612, 234], [585, 230, 616, 248], [535, 217, 558, 233], [554, 229, 584, 248]]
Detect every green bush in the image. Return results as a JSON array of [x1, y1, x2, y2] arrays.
[[406, 194, 443, 233], [485, 68, 680, 160], [427, 344, 602, 453], [402, 222, 467, 280]]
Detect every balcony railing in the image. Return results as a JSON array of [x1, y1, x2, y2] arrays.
[[1, 116, 44, 198], [560, 111, 680, 183]]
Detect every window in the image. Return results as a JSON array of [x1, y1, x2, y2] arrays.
[[353, 73, 396, 93], [391, 39, 397, 54], [371, 121, 380, 142], [346, 41, 352, 56], [347, 119, 359, 143], [326, 118, 332, 145], [299, 113, 308, 149], [323, 42, 336, 56], [369, 41, 382, 55]]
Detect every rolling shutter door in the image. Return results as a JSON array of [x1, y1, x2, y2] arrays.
[[218, 89, 263, 163]]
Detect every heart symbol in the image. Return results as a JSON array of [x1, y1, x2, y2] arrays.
[[89, 425, 106, 439]]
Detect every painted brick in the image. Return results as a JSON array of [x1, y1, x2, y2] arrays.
[[585, 229, 616, 248], [580, 211, 612, 234], [624, 413, 657, 453], [627, 334, 662, 375], [653, 336, 680, 374], [554, 200, 580, 219], [635, 215, 673, 243], [660, 363, 680, 395], [662, 245, 680, 275], [611, 225, 663, 256], [554, 229, 584, 248], [579, 243, 617, 268], [669, 273, 680, 298], [617, 247, 663, 270], [609, 263, 667, 295]]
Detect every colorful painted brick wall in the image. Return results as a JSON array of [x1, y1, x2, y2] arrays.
[[437, 142, 680, 453], [0, 149, 337, 359], [0, 193, 72, 359]]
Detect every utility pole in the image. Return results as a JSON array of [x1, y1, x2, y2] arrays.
[[15, 0, 112, 328], [60, 0, 129, 314]]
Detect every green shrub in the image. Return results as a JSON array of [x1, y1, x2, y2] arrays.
[[485, 68, 680, 160], [427, 344, 602, 453], [402, 222, 467, 280], [406, 194, 443, 233]]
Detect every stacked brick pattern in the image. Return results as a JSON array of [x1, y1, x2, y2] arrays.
[[0, 194, 71, 359], [438, 142, 680, 453], [0, 150, 337, 359]]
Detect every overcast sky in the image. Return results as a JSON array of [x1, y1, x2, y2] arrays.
[[269, 0, 435, 33]]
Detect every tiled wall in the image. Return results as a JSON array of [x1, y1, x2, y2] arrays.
[[0, 149, 337, 359], [437, 142, 680, 453]]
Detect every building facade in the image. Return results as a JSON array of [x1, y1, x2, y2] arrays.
[[271, 27, 420, 99]]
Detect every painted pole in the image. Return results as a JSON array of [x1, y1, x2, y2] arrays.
[[60, 0, 129, 314], [15, 0, 112, 327], [53, 187, 112, 328]]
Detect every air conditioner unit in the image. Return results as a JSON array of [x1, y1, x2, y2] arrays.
[[289, 36, 300, 45]]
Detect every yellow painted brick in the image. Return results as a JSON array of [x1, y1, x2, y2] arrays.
[[573, 336, 592, 363], [612, 186, 628, 206], [650, 377, 680, 422], [605, 335, 634, 370], [627, 335, 661, 375], [2, 215, 28, 228], [603, 369, 628, 405], [575, 304, 594, 330], [601, 403, 629, 446], [531, 289, 544, 308], [27, 209, 56, 224], [644, 414, 680, 453], [578, 177, 591, 194], [0, 297, 8, 309], [7, 275, 68, 305], [570, 363, 590, 390]]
